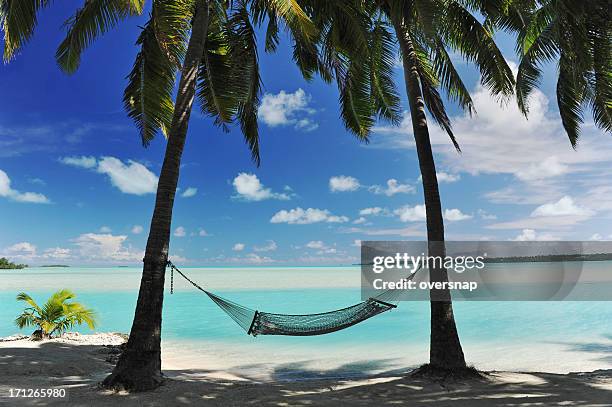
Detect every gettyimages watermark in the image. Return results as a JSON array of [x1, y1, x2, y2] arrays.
[[360, 241, 612, 301]]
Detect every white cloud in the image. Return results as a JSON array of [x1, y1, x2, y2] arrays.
[[353, 239, 362, 247], [253, 240, 277, 252], [305, 240, 336, 254], [305, 241, 325, 249], [516, 157, 568, 182], [371, 84, 612, 227], [198, 228, 209, 237], [0, 169, 50, 204], [258, 88, 317, 131], [60, 155, 158, 195], [42, 247, 72, 259], [437, 172, 461, 183], [233, 243, 245, 251], [418, 172, 461, 184], [444, 208, 472, 221], [353, 217, 367, 224], [512, 229, 559, 241], [394, 204, 426, 222], [131, 225, 144, 234], [369, 179, 415, 196], [329, 176, 360, 192], [181, 187, 197, 198], [173, 226, 186, 237], [531, 196, 594, 217], [359, 207, 384, 216], [232, 173, 289, 201], [270, 207, 349, 224], [5, 242, 37, 255], [589, 233, 603, 241], [73, 233, 142, 261], [59, 155, 97, 169], [99, 226, 112, 233], [96, 157, 158, 195]]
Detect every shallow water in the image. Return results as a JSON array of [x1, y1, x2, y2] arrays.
[[1, 265, 611, 380]]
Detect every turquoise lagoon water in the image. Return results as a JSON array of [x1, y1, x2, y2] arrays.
[[1, 265, 612, 380]]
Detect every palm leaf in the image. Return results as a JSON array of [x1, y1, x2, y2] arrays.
[[411, 37, 460, 152], [369, 18, 401, 123], [124, 1, 191, 146], [556, 56, 585, 147], [2, 0, 50, 62], [227, 4, 262, 165], [56, 0, 144, 73], [442, 1, 515, 98]]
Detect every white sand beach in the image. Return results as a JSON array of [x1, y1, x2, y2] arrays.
[[1, 333, 612, 406]]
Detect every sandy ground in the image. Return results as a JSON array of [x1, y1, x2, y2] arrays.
[[1, 333, 612, 406]]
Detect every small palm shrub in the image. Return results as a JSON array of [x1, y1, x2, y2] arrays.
[[15, 289, 97, 340]]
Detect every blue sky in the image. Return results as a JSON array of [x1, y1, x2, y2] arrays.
[[1, 3, 611, 266]]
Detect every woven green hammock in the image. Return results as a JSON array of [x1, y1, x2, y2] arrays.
[[168, 262, 412, 337]]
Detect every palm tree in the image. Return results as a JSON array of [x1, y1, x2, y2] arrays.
[[291, 0, 514, 372], [15, 289, 97, 340], [512, 0, 611, 146], [3, 0, 313, 391]]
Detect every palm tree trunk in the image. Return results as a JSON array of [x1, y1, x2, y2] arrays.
[[102, 0, 210, 392], [391, 16, 466, 371]]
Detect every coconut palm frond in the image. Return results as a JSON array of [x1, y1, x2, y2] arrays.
[[56, 0, 145, 73], [2, 0, 51, 62]]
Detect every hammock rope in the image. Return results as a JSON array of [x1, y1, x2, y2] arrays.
[[167, 261, 419, 337]]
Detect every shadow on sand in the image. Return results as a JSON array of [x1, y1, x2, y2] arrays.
[[1, 340, 611, 406]]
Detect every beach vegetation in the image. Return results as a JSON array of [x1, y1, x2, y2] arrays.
[[0, 257, 27, 269], [15, 289, 97, 340]]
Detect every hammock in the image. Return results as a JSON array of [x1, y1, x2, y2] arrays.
[[167, 261, 416, 337]]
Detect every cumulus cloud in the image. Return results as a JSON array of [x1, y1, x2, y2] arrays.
[[198, 228, 209, 237], [42, 247, 72, 259], [5, 242, 37, 255], [232, 243, 245, 251], [131, 225, 144, 234], [444, 208, 472, 221], [329, 176, 360, 192], [181, 187, 198, 198], [253, 240, 277, 252], [174, 227, 186, 237], [394, 204, 426, 222], [512, 229, 559, 241], [258, 89, 318, 131], [73, 233, 142, 262], [60, 156, 158, 195], [270, 207, 349, 224], [530, 196, 593, 217], [0, 169, 50, 203], [1, 242, 77, 263], [99, 226, 112, 233], [372, 83, 612, 224], [353, 217, 367, 224], [232, 173, 289, 201], [489, 196, 595, 231], [369, 179, 414, 196], [418, 172, 461, 183], [394, 205, 470, 222], [97, 157, 158, 195]]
